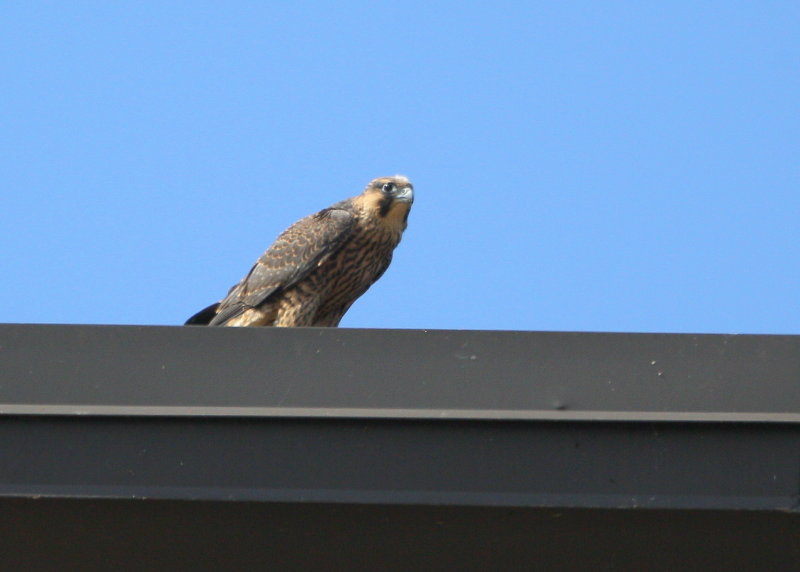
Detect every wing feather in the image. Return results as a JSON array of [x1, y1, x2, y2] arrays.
[[208, 206, 355, 325]]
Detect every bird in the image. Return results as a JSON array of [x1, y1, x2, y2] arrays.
[[185, 175, 414, 327]]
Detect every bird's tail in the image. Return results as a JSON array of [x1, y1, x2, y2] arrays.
[[184, 303, 221, 325]]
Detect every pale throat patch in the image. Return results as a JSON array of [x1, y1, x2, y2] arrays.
[[382, 201, 411, 229]]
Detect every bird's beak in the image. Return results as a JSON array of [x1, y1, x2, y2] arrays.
[[394, 185, 414, 204]]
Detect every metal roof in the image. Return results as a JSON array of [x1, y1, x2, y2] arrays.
[[1, 324, 798, 570]]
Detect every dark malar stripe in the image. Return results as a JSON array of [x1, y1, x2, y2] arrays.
[[378, 195, 393, 217]]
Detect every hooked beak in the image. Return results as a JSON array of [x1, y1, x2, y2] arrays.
[[393, 185, 414, 204]]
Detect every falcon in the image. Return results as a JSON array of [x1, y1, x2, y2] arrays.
[[185, 175, 414, 327]]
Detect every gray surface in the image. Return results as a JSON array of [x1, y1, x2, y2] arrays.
[[2, 324, 800, 419], [1, 323, 800, 569], [1, 415, 798, 511]]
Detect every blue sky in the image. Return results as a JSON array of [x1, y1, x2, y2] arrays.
[[2, 2, 798, 333]]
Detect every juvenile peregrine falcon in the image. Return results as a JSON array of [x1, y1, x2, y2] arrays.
[[185, 175, 414, 327]]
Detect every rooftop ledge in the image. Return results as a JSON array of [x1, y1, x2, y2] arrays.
[[1, 323, 799, 421], [2, 324, 800, 568]]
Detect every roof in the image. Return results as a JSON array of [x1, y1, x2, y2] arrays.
[[1, 324, 799, 569]]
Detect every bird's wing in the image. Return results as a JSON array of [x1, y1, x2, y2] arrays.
[[209, 207, 355, 325]]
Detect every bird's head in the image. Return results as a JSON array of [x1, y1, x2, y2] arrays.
[[358, 175, 414, 230]]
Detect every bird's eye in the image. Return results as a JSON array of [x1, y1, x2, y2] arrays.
[[382, 182, 396, 193]]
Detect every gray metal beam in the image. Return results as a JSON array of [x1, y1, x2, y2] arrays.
[[1, 324, 799, 570], [2, 324, 800, 419]]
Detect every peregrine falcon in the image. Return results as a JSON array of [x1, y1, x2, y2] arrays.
[[185, 175, 414, 327]]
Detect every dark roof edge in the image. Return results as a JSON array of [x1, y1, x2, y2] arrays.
[[4, 324, 800, 415], [3, 404, 800, 423]]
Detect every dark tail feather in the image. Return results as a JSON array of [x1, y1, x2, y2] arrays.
[[185, 302, 220, 325]]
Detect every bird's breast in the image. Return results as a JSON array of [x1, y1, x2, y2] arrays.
[[310, 228, 400, 310]]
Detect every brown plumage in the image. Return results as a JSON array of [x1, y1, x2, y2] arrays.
[[185, 175, 413, 327]]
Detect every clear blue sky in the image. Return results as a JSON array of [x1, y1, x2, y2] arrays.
[[2, 3, 798, 334]]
